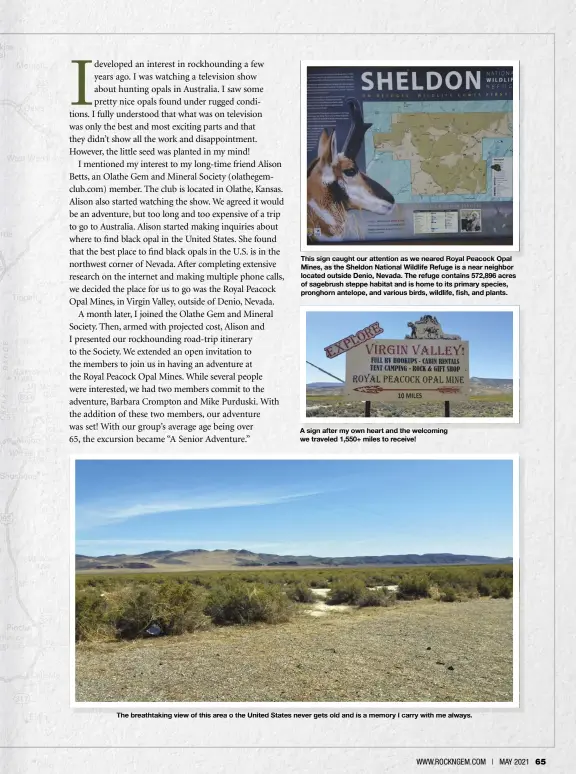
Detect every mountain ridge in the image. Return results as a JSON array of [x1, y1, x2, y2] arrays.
[[75, 548, 512, 572]]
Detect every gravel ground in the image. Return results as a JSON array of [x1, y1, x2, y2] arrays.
[[306, 400, 513, 419], [76, 598, 513, 703]]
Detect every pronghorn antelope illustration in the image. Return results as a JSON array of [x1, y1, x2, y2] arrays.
[[307, 99, 395, 242]]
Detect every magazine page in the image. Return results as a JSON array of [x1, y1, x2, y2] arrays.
[[0, 6, 572, 774]]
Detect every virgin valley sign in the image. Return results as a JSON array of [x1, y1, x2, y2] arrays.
[[344, 316, 470, 403]]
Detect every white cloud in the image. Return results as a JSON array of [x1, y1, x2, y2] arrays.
[[76, 487, 324, 529]]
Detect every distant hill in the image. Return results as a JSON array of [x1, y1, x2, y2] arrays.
[[307, 382, 343, 390], [307, 377, 512, 395], [469, 377, 513, 393], [75, 549, 512, 573]]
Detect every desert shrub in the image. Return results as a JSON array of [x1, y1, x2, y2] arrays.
[[205, 582, 294, 625], [188, 576, 209, 588], [76, 588, 114, 641], [76, 583, 208, 640], [326, 580, 366, 605], [475, 576, 512, 599], [477, 578, 492, 597], [107, 584, 163, 639], [286, 583, 316, 603], [357, 588, 396, 608], [397, 575, 430, 600], [76, 564, 514, 638], [363, 574, 392, 588], [482, 566, 513, 579], [236, 573, 259, 583], [155, 582, 210, 634], [428, 568, 485, 593], [439, 586, 457, 602], [489, 578, 513, 599]]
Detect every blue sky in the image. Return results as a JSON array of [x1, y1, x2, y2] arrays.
[[305, 310, 514, 384], [75, 459, 513, 558]]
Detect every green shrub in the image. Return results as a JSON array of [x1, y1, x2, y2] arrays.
[[326, 580, 366, 605], [475, 576, 512, 599], [357, 588, 396, 607], [76, 563, 514, 638], [109, 584, 163, 639], [477, 578, 492, 597], [77, 582, 210, 641], [483, 566, 513, 579], [439, 587, 457, 602], [156, 582, 210, 634], [205, 582, 293, 625], [76, 588, 113, 642], [490, 578, 513, 599], [397, 575, 430, 600], [286, 583, 316, 603]]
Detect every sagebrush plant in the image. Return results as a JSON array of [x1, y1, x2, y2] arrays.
[[356, 588, 396, 608], [489, 578, 513, 599], [77, 564, 513, 594], [326, 579, 366, 605], [76, 563, 513, 640], [155, 582, 210, 635], [75, 587, 115, 642], [205, 582, 294, 625], [397, 575, 430, 600], [286, 583, 316, 603], [439, 587, 457, 603], [108, 584, 162, 639], [76, 582, 210, 641], [477, 578, 492, 597]]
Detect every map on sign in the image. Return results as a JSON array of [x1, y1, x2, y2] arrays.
[[363, 101, 513, 204], [305, 64, 516, 247]]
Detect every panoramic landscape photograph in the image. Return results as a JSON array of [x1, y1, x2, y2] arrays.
[[303, 308, 517, 420], [74, 458, 516, 704]]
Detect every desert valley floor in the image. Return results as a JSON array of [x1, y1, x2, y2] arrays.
[[76, 597, 513, 703]]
